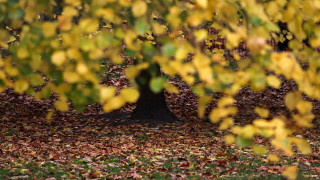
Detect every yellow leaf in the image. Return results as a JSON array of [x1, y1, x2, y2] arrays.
[[219, 117, 234, 130], [219, 73, 234, 84], [79, 18, 99, 33], [111, 54, 123, 64], [14, 80, 29, 94], [257, 129, 274, 138], [267, 75, 281, 89], [76, 63, 88, 75], [119, 0, 131, 6], [103, 96, 125, 112], [226, 32, 241, 48], [20, 169, 29, 174], [197, 104, 206, 119], [241, 125, 255, 139], [54, 99, 69, 112], [125, 66, 140, 80], [89, 49, 103, 59], [218, 97, 234, 107], [42, 22, 57, 37], [175, 46, 189, 61], [271, 53, 298, 79], [286, 33, 293, 40], [288, 17, 306, 40], [247, 37, 266, 54], [271, 138, 294, 156], [251, 73, 266, 92], [194, 29, 208, 42], [198, 95, 211, 118], [226, 106, 238, 115], [132, 1, 147, 17], [17, 47, 29, 59], [58, 15, 73, 31], [167, 7, 182, 27], [124, 30, 137, 49], [310, 37, 320, 48], [282, 166, 297, 180], [253, 119, 273, 128], [164, 83, 180, 94], [46, 111, 54, 121], [63, 6, 78, 17], [130, 156, 137, 163], [100, 87, 116, 102], [152, 22, 166, 35], [0, 42, 8, 49], [0, 86, 4, 93], [225, 134, 235, 145], [55, 83, 71, 94], [267, 154, 280, 162], [51, 51, 67, 66], [266, 1, 279, 17], [233, 53, 241, 61], [195, 0, 208, 8], [121, 88, 140, 103], [254, 107, 269, 118], [291, 137, 311, 154], [199, 67, 213, 83], [30, 74, 44, 86], [231, 126, 241, 134], [209, 108, 229, 123], [95, 8, 114, 21], [67, 48, 82, 60], [292, 114, 314, 128], [65, 0, 81, 6], [187, 12, 204, 26], [63, 72, 80, 83], [296, 101, 312, 114], [253, 145, 268, 155], [284, 92, 302, 110]]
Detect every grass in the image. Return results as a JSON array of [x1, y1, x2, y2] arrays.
[[0, 154, 318, 179]]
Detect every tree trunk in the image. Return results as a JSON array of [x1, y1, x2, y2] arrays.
[[277, 22, 289, 51], [130, 67, 178, 123], [277, 21, 311, 51]]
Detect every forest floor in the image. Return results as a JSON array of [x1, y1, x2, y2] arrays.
[[0, 74, 320, 179]]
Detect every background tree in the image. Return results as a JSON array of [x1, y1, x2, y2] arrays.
[[1, 0, 320, 178]]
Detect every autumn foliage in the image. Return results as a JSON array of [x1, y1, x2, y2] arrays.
[[1, 0, 320, 179]]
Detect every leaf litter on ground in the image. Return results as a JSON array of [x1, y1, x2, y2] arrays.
[[0, 103, 319, 179]]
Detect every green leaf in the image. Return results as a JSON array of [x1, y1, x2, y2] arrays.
[[265, 22, 280, 32], [236, 136, 252, 147], [19, 65, 33, 75], [134, 19, 150, 35], [8, 8, 24, 19], [8, 0, 19, 7], [162, 43, 177, 57], [250, 17, 262, 27], [96, 35, 113, 49], [150, 77, 165, 93], [37, 0, 50, 6], [124, 49, 136, 57], [80, 39, 95, 52], [179, 11, 188, 21], [30, 74, 44, 86], [38, 87, 52, 99]]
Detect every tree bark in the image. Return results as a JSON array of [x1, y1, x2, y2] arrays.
[[277, 21, 311, 51], [130, 66, 178, 123], [277, 22, 289, 51]]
